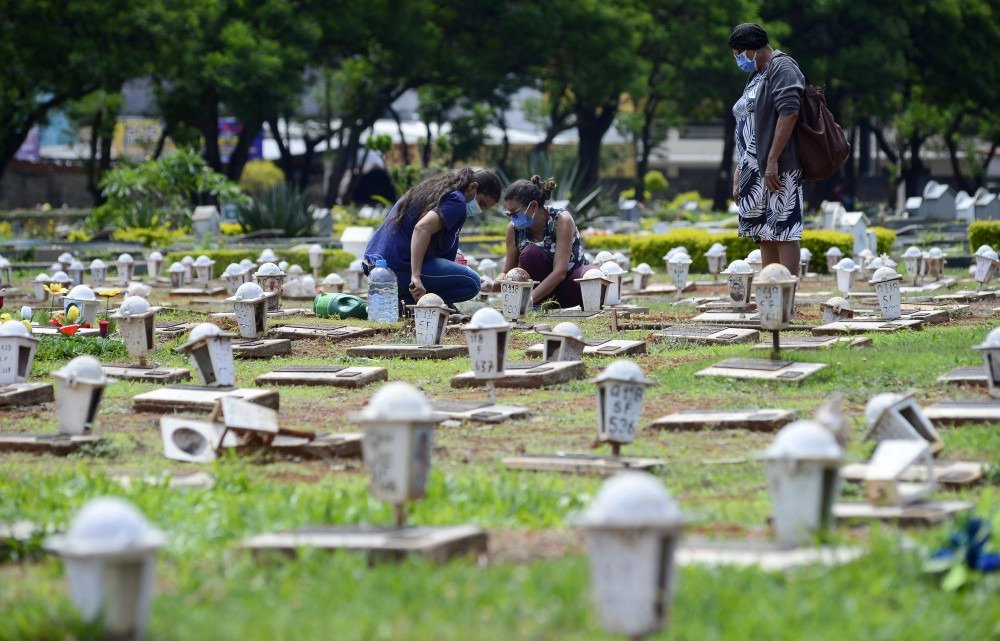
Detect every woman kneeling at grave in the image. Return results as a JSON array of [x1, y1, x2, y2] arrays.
[[365, 167, 501, 305], [497, 176, 591, 308]]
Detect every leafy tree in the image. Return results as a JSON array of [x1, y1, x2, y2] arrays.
[[64, 90, 124, 205]]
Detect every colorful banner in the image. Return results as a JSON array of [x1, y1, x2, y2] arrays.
[[14, 126, 40, 162], [112, 117, 173, 161], [218, 117, 263, 163]]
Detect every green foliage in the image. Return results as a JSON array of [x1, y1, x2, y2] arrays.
[[162, 248, 353, 273], [870, 226, 897, 255], [89, 147, 248, 231], [239, 160, 286, 195], [969, 221, 1000, 253], [581, 234, 634, 252], [365, 133, 393, 154], [236, 183, 314, 238], [643, 170, 668, 195], [64, 228, 92, 242], [618, 187, 651, 201], [33, 336, 126, 363], [111, 226, 188, 248]]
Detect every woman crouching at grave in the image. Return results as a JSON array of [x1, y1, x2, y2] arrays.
[[365, 168, 501, 305], [729, 22, 805, 276], [497, 176, 591, 309]]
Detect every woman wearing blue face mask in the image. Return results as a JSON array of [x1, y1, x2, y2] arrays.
[[497, 175, 590, 308], [729, 22, 806, 276], [365, 167, 500, 304]]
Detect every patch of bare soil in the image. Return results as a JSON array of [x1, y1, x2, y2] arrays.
[[486, 528, 583, 563]]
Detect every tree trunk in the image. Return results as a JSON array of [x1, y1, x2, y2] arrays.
[[903, 130, 927, 197], [267, 118, 294, 181], [633, 101, 658, 204], [944, 114, 973, 193], [713, 112, 737, 212], [224, 119, 263, 182], [858, 119, 872, 176], [575, 103, 617, 190], [327, 124, 364, 206]]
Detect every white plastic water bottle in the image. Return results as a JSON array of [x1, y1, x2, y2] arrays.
[[367, 258, 399, 322]]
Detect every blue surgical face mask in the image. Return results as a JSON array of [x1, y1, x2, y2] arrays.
[[509, 207, 534, 230], [736, 51, 757, 73], [466, 193, 482, 216]]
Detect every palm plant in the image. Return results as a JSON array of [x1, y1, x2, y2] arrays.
[[237, 183, 314, 238]]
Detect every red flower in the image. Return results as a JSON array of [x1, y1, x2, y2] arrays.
[[59, 324, 80, 336]]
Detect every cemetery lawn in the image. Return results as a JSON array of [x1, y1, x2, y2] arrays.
[[2, 283, 1000, 640]]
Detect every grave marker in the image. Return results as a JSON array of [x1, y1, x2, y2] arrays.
[[696, 358, 826, 382], [652, 324, 760, 345], [53, 356, 108, 435], [864, 392, 943, 453], [811, 319, 922, 335], [650, 408, 794, 432], [175, 323, 237, 387], [255, 365, 387, 388], [752, 335, 870, 351], [272, 323, 375, 342], [862, 440, 936, 506], [576, 268, 612, 313], [132, 385, 279, 413]]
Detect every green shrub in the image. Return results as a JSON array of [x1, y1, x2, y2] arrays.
[[870, 226, 897, 256], [112, 226, 188, 248], [239, 160, 285, 195], [969, 221, 1000, 252], [582, 234, 635, 252], [643, 170, 668, 195], [163, 248, 354, 273], [237, 184, 314, 238], [800, 230, 854, 273]]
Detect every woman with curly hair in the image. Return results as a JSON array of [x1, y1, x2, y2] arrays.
[[498, 176, 591, 308], [365, 167, 501, 304]]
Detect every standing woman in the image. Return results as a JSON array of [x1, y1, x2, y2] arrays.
[[730, 23, 805, 275], [365, 168, 501, 305], [498, 176, 591, 308]]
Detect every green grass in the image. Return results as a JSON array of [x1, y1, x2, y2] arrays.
[[2, 273, 1000, 639]]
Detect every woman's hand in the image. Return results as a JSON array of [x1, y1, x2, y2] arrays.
[[764, 158, 781, 193], [409, 276, 426, 300]]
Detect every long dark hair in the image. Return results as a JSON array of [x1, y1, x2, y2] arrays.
[[388, 168, 501, 226], [504, 175, 557, 207]]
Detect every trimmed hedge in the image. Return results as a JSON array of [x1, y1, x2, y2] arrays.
[[969, 221, 1000, 252], [870, 226, 896, 256], [580, 229, 852, 274], [163, 248, 355, 274]]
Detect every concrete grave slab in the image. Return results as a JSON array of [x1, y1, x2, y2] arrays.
[[841, 460, 985, 488], [652, 325, 760, 345], [698, 300, 757, 313], [811, 320, 923, 335], [0, 383, 54, 407], [255, 365, 387, 388], [271, 324, 375, 342], [234, 432, 363, 460], [232, 338, 292, 359], [133, 385, 279, 413], [752, 335, 871, 351], [154, 321, 197, 339], [832, 500, 973, 525], [649, 408, 794, 432], [696, 358, 827, 382], [937, 365, 988, 387], [210, 308, 311, 321], [899, 282, 948, 294], [627, 282, 696, 296], [502, 453, 664, 475], [430, 399, 529, 423], [101, 365, 191, 384], [0, 433, 105, 456], [543, 308, 602, 320], [243, 524, 487, 563], [169, 286, 227, 297], [933, 290, 996, 304], [676, 542, 864, 570], [451, 360, 586, 389], [346, 343, 467, 359], [524, 338, 646, 358], [923, 400, 1000, 424], [602, 304, 650, 316], [691, 312, 760, 325]]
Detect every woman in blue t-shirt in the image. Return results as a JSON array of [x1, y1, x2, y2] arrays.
[[497, 176, 590, 308], [365, 168, 500, 304]]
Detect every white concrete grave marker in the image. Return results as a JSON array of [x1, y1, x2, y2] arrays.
[[356, 382, 441, 527], [45, 498, 167, 641], [146, 251, 164, 282], [758, 420, 842, 548], [193, 255, 215, 288], [32, 273, 50, 302], [167, 262, 185, 288], [754, 263, 797, 355], [461, 307, 510, 403], [0, 320, 38, 384], [575, 268, 612, 313], [0, 255, 12, 286], [57, 252, 74, 271], [925, 247, 946, 281], [833, 257, 858, 294], [631, 263, 654, 292], [538, 322, 587, 362], [322, 273, 345, 293], [89, 260, 107, 287], [869, 266, 903, 320], [497, 267, 535, 320], [228, 282, 270, 339], [974, 247, 999, 291], [575, 472, 683, 640], [824, 246, 843, 272], [409, 293, 451, 346], [705, 243, 727, 281], [901, 246, 923, 286], [974, 326, 1000, 398], [863, 392, 943, 452], [745, 249, 763, 276], [254, 262, 286, 311], [307, 244, 324, 279], [175, 323, 237, 387], [63, 285, 101, 326], [67, 261, 86, 287], [799, 248, 813, 278], [667, 253, 692, 300], [593, 360, 655, 456], [863, 440, 936, 506], [221, 263, 247, 295], [721, 259, 754, 310], [819, 296, 853, 324], [115, 254, 135, 287], [347, 259, 366, 292], [53, 356, 108, 435], [478, 258, 498, 280], [600, 261, 626, 305], [112, 296, 158, 365]]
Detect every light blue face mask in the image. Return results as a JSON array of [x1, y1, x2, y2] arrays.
[[466, 193, 482, 216], [509, 207, 534, 230], [736, 51, 757, 73]]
